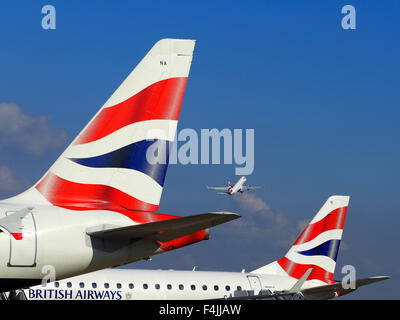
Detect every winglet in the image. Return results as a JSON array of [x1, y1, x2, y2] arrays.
[[0, 207, 34, 235], [287, 268, 313, 293]]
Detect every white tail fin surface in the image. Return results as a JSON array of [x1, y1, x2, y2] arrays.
[[9, 39, 196, 216]]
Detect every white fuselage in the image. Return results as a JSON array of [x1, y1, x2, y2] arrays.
[[229, 177, 246, 194], [20, 268, 327, 300], [0, 201, 169, 292]]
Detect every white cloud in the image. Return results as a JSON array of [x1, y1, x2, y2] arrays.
[[215, 193, 295, 250], [231, 193, 289, 228], [0, 165, 30, 193], [0, 103, 68, 156], [232, 193, 270, 213]]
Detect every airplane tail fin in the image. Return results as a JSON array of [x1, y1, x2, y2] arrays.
[[251, 195, 349, 285], [9, 39, 195, 214]]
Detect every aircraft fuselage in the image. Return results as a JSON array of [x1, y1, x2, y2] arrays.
[[0, 203, 199, 292], [18, 269, 335, 300]]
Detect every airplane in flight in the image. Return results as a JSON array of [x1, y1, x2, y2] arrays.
[[4, 195, 389, 300], [0, 39, 240, 293], [206, 176, 262, 195]]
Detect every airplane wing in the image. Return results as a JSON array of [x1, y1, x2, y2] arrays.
[[241, 186, 263, 191], [206, 186, 229, 191], [86, 212, 240, 242]]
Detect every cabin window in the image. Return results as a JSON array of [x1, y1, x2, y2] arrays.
[[143, 284, 148, 289], [116, 283, 122, 289], [190, 285, 196, 291], [237, 286, 242, 291], [67, 282, 72, 288], [54, 282, 59, 288], [128, 283, 134, 289], [155, 284, 160, 290], [79, 282, 84, 288], [167, 284, 172, 290], [92, 283, 97, 289], [202, 285, 207, 291], [214, 285, 219, 291], [104, 283, 110, 289], [179, 284, 184, 290], [225, 285, 230, 291]]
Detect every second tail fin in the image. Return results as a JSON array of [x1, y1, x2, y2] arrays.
[[251, 195, 349, 284]]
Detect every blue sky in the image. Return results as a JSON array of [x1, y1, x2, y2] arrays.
[[0, 1, 399, 299]]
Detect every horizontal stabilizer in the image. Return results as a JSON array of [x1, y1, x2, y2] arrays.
[[87, 212, 240, 242], [301, 276, 390, 297], [223, 275, 389, 300]]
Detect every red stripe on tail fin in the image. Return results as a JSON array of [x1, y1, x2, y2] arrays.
[[74, 77, 188, 145], [294, 207, 347, 245], [277, 257, 335, 284]]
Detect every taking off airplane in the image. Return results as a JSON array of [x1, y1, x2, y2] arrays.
[[206, 176, 262, 195], [5, 195, 388, 300], [0, 39, 240, 293]]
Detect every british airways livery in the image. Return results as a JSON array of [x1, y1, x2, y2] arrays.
[[4, 196, 388, 300], [0, 39, 240, 293]]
